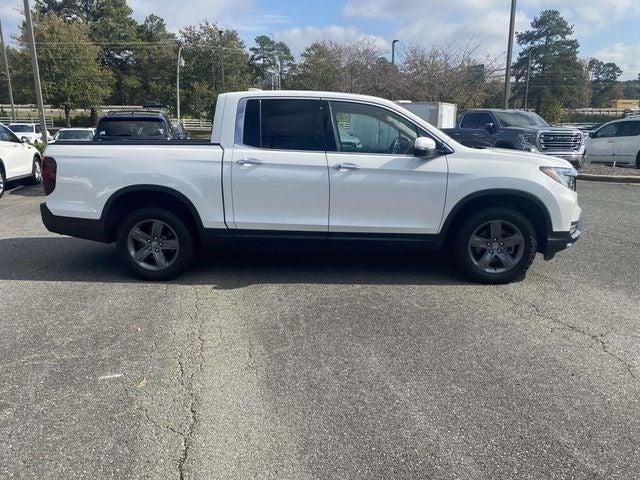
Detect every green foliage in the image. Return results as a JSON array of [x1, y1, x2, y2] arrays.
[[513, 10, 588, 112], [588, 59, 623, 107], [25, 15, 113, 126], [249, 35, 295, 89]]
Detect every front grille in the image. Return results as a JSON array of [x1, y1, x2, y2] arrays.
[[539, 131, 582, 151]]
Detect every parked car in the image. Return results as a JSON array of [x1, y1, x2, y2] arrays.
[[41, 90, 582, 284], [95, 110, 187, 141], [52, 127, 96, 142], [442, 109, 585, 168], [0, 123, 42, 198], [8, 123, 52, 144], [585, 118, 640, 167]]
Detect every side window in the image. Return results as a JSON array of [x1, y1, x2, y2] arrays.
[[329, 101, 423, 155], [0, 125, 20, 143], [260, 99, 320, 151], [460, 113, 482, 129], [476, 113, 494, 128], [617, 121, 640, 137], [594, 123, 618, 138], [35, 124, 41, 133], [242, 99, 260, 147]]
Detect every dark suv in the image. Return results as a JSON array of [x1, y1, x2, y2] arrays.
[[442, 109, 585, 167], [95, 110, 188, 141]]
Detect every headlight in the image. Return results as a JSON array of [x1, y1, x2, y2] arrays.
[[518, 132, 538, 146], [540, 166, 577, 190]]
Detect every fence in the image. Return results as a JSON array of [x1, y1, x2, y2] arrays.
[[0, 116, 54, 127]]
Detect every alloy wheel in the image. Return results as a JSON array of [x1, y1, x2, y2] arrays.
[[468, 220, 525, 273], [126, 219, 180, 271], [33, 160, 42, 182]]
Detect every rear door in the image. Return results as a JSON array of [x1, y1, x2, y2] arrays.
[[587, 123, 617, 163], [613, 121, 640, 165], [229, 97, 330, 235], [0, 124, 29, 179], [326, 100, 448, 235], [456, 112, 482, 146]]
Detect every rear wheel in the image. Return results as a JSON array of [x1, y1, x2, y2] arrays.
[[454, 207, 537, 284], [28, 156, 42, 184], [636, 151, 640, 169], [0, 168, 5, 199], [116, 207, 195, 280]]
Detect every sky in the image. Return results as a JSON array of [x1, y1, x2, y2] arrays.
[[2, 0, 639, 80]]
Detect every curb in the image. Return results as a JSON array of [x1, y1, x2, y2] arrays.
[[578, 173, 640, 184]]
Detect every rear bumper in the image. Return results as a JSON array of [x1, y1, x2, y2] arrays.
[[40, 203, 109, 242], [543, 214, 583, 260]]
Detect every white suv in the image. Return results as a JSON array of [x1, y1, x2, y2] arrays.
[[0, 123, 42, 198], [8, 123, 51, 144]]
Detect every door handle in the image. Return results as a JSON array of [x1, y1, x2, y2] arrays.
[[236, 158, 262, 166], [333, 162, 360, 170], [607, 140, 614, 143]]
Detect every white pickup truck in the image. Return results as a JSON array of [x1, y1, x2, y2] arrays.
[[40, 90, 582, 283]]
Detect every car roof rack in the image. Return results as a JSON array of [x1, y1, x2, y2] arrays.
[[106, 110, 166, 116]]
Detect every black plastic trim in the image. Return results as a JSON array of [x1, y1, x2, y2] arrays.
[[41, 203, 108, 242]]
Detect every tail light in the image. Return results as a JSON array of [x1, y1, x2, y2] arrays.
[[42, 156, 57, 195]]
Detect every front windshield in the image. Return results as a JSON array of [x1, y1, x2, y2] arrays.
[[9, 124, 34, 133], [494, 111, 550, 128], [57, 130, 95, 140]]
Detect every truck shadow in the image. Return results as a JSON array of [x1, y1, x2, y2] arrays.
[[0, 237, 471, 288]]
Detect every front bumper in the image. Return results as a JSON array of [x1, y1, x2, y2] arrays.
[[41, 203, 109, 242], [543, 213, 583, 260]]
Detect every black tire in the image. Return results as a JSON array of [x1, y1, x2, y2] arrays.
[[116, 207, 195, 281], [27, 156, 42, 185], [454, 207, 537, 284], [636, 151, 640, 169], [0, 167, 5, 199]]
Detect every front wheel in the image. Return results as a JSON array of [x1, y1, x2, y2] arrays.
[[0, 168, 5, 199], [454, 207, 537, 284], [116, 208, 195, 280]]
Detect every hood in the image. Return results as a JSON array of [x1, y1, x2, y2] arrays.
[[502, 125, 580, 134], [464, 145, 573, 168]]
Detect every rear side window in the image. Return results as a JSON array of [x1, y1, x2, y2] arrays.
[[617, 121, 640, 137], [460, 113, 480, 129], [240, 99, 321, 151]]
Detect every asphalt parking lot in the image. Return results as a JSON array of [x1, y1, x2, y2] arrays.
[[1, 181, 639, 479]]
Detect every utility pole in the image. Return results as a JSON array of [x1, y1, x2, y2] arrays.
[[0, 20, 16, 122], [503, 0, 517, 109], [23, 0, 47, 144], [218, 30, 225, 93], [524, 50, 531, 110], [391, 39, 399, 66], [176, 42, 183, 122]]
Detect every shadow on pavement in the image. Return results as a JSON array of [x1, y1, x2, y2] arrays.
[[0, 236, 470, 288], [8, 185, 45, 197]]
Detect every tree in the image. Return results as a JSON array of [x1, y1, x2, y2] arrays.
[[512, 10, 588, 120], [23, 15, 112, 126], [249, 35, 295, 89], [179, 22, 252, 118], [290, 41, 344, 91], [587, 58, 622, 107]]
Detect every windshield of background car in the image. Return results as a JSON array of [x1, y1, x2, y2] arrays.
[[96, 118, 167, 139], [9, 124, 34, 133], [494, 112, 550, 128], [56, 130, 95, 140]]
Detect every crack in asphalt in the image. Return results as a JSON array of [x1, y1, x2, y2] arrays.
[[177, 287, 205, 480], [505, 290, 636, 380]]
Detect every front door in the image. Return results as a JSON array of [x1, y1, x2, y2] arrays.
[[587, 123, 617, 163], [0, 124, 28, 179], [326, 100, 448, 236], [230, 98, 330, 234]]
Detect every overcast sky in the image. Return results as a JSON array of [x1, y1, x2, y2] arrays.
[[2, 0, 639, 79]]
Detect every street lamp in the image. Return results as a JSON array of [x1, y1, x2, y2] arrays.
[[391, 39, 400, 66], [504, 0, 517, 109], [0, 20, 16, 122], [218, 30, 225, 92]]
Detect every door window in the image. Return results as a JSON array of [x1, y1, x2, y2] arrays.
[[475, 113, 494, 129], [329, 101, 423, 155], [460, 113, 481, 129], [616, 121, 640, 137], [594, 123, 618, 138], [0, 125, 21, 143]]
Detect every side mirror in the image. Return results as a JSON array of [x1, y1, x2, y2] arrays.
[[484, 122, 495, 132], [588, 131, 594, 138], [414, 137, 438, 158], [21, 136, 30, 144]]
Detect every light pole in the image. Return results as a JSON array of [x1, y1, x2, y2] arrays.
[[391, 39, 399, 66], [0, 20, 16, 122], [23, 0, 47, 144], [503, 0, 517, 109], [176, 42, 183, 122], [218, 30, 225, 93]]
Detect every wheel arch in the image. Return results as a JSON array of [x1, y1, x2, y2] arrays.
[[101, 185, 205, 243], [441, 189, 553, 252]]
